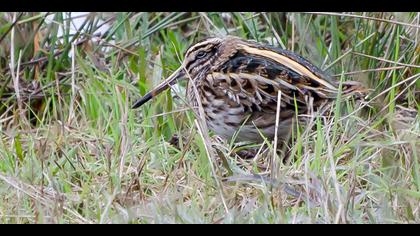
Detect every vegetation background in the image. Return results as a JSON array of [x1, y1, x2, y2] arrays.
[[0, 12, 419, 223]]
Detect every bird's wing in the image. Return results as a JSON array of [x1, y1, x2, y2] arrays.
[[210, 51, 338, 109], [203, 49, 363, 129], [203, 54, 320, 129]]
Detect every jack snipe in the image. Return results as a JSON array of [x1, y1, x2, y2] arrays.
[[132, 36, 365, 145]]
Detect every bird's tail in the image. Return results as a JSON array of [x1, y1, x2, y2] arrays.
[[341, 81, 368, 99]]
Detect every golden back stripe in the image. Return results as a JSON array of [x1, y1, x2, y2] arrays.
[[239, 44, 337, 90]]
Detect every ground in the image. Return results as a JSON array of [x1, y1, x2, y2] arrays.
[[0, 12, 419, 223]]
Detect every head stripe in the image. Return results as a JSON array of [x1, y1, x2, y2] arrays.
[[185, 37, 222, 57]]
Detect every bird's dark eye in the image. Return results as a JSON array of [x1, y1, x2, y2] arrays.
[[196, 51, 207, 59]]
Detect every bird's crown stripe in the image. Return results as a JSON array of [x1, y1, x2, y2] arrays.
[[186, 38, 221, 56]]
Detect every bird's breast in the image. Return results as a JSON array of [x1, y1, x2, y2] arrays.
[[186, 77, 243, 139]]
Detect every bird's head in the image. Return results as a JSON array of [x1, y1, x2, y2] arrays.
[[131, 36, 239, 109]]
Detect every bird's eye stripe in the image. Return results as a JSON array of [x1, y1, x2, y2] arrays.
[[196, 51, 207, 58]]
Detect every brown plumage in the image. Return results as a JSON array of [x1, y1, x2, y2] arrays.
[[132, 36, 365, 144]]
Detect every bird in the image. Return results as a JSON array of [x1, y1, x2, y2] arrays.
[[132, 36, 365, 148]]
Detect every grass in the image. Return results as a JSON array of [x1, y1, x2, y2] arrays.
[[0, 12, 419, 223]]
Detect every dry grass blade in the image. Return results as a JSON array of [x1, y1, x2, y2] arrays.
[[352, 52, 420, 69], [306, 12, 420, 29], [0, 174, 91, 224]]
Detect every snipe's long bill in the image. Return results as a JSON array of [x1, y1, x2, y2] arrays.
[[132, 67, 186, 109], [132, 36, 365, 143]]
